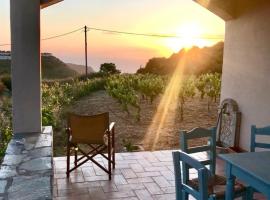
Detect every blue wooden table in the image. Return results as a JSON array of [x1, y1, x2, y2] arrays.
[[220, 151, 270, 200]]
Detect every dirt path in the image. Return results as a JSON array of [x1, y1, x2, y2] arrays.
[[67, 90, 219, 152]]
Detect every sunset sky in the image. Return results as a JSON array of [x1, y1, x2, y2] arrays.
[[0, 0, 225, 73]]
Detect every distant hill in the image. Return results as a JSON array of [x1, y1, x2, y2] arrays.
[[0, 54, 79, 79], [137, 42, 224, 75], [67, 63, 94, 75]]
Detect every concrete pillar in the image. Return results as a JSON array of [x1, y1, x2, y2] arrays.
[[10, 0, 41, 133]]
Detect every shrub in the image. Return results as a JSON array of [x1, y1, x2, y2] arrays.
[[0, 98, 12, 159], [1, 75, 11, 91]]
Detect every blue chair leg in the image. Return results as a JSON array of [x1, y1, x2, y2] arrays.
[[182, 191, 188, 200], [244, 186, 253, 200]]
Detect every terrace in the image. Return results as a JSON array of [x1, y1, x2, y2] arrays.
[[52, 151, 267, 200], [53, 150, 218, 200]]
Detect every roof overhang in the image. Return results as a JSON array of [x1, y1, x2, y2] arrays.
[[40, 0, 63, 9], [193, 0, 235, 21]]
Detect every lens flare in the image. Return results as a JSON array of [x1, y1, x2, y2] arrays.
[[143, 50, 188, 150]]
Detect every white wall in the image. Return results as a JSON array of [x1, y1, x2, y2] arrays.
[[221, 0, 270, 150]]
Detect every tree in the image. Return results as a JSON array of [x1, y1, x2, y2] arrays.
[[99, 63, 121, 75]]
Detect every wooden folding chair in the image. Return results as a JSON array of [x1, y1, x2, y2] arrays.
[[66, 112, 115, 180]]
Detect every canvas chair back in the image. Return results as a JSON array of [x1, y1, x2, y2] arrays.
[[68, 112, 109, 144]]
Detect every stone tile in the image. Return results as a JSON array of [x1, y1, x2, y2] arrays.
[[126, 177, 154, 184], [159, 170, 175, 181], [153, 176, 171, 188], [29, 147, 51, 158], [120, 197, 139, 200], [137, 159, 152, 167], [2, 155, 24, 166], [112, 175, 128, 185], [101, 182, 118, 192], [160, 186, 175, 194], [129, 164, 144, 173], [70, 174, 85, 183], [88, 186, 107, 200], [5, 140, 24, 155], [72, 181, 101, 189], [0, 166, 17, 179], [117, 183, 145, 192], [136, 172, 161, 178], [134, 189, 153, 200], [84, 175, 108, 182], [121, 168, 137, 179], [143, 182, 163, 195], [55, 194, 91, 200], [0, 180, 7, 193], [35, 134, 52, 148], [105, 190, 135, 199], [57, 178, 73, 190], [19, 157, 51, 171], [153, 193, 175, 200], [81, 166, 95, 177], [8, 176, 51, 200], [54, 173, 67, 179], [144, 166, 168, 172], [57, 188, 88, 197]]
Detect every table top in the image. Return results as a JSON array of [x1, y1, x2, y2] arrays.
[[220, 151, 270, 185]]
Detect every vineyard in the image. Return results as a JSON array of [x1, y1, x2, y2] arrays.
[[0, 72, 221, 158], [105, 73, 221, 122]]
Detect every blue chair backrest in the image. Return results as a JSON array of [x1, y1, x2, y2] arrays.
[[172, 151, 210, 200], [250, 125, 270, 152], [180, 127, 217, 178]]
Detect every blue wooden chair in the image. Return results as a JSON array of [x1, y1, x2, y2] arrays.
[[173, 151, 211, 200], [249, 125, 270, 198], [172, 151, 247, 200], [180, 128, 245, 200], [250, 125, 270, 152], [180, 127, 217, 176]]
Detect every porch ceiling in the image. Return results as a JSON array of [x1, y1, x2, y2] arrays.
[[193, 0, 235, 21], [40, 0, 63, 9]]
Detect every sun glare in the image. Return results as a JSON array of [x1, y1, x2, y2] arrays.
[[143, 49, 188, 150], [165, 23, 210, 52]]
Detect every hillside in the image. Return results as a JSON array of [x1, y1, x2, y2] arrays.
[[137, 42, 224, 75], [67, 63, 94, 75], [0, 54, 78, 79]]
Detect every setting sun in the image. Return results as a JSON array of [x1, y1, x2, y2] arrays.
[[165, 23, 213, 52]]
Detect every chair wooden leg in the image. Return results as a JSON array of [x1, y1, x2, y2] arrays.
[[74, 146, 78, 167], [112, 128, 115, 169], [108, 135, 112, 180], [112, 149, 115, 169], [66, 143, 70, 178]]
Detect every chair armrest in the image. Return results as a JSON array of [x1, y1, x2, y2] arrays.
[[104, 122, 115, 146], [66, 127, 72, 142], [109, 122, 115, 132]]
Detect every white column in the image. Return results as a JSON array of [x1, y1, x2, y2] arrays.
[[10, 0, 41, 133]]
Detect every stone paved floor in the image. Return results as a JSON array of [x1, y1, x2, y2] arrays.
[[53, 150, 265, 200]]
